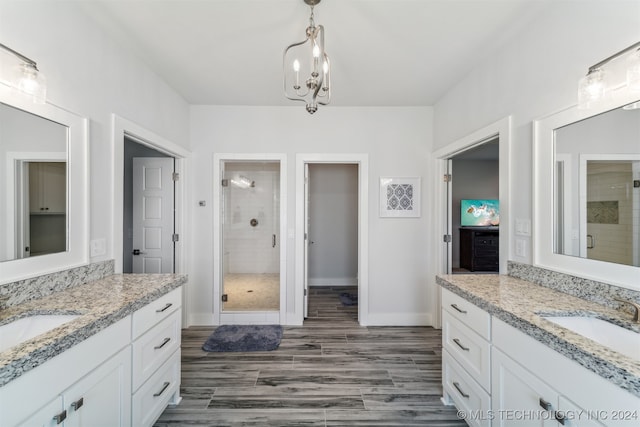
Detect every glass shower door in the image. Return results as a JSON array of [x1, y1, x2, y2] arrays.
[[221, 161, 280, 312]]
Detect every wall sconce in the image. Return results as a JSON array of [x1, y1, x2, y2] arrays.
[[578, 41, 640, 109], [0, 42, 47, 104]]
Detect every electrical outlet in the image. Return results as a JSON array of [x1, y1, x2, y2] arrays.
[[90, 238, 106, 257]]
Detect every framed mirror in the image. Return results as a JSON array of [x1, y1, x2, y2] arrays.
[[534, 97, 640, 291], [0, 86, 88, 284]]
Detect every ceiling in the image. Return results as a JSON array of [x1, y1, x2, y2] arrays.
[[77, 0, 549, 107]]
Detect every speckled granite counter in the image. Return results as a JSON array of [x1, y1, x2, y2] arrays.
[[0, 273, 187, 387], [437, 274, 640, 397]]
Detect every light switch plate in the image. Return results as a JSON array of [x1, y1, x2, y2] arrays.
[[515, 219, 531, 236], [515, 239, 526, 257]]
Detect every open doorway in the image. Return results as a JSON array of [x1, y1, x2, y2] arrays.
[[449, 139, 500, 274], [305, 163, 359, 318], [295, 153, 369, 326]]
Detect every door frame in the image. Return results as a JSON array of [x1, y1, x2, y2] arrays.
[[431, 116, 511, 328], [295, 153, 369, 326], [112, 115, 190, 320], [212, 153, 287, 325]]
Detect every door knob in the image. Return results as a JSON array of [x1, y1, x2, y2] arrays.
[[132, 249, 146, 255]]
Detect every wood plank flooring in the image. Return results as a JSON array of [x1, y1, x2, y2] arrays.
[[155, 286, 466, 426]]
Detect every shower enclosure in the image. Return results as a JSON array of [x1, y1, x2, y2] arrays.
[[221, 161, 281, 312]]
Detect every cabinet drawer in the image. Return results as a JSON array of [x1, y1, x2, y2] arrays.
[[132, 287, 181, 339], [132, 348, 180, 427], [443, 310, 491, 392], [442, 288, 490, 340], [443, 349, 491, 427], [132, 309, 181, 391]]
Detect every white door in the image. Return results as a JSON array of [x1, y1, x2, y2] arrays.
[[132, 157, 174, 273], [303, 163, 310, 318]]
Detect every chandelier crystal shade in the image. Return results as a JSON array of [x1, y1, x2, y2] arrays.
[[283, 0, 331, 114]]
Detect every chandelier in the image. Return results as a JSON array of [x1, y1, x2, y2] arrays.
[[283, 0, 331, 114]]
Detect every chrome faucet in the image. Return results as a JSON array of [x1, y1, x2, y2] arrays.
[[614, 297, 640, 323]]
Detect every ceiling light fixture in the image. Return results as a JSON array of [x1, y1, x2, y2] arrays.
[[283, 0, 331, 114], [578, 41, 640, 110], [0, 42, 47, 104]]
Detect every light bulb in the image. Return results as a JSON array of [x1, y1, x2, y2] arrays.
[[312, 44, 320, 58], [12, 63, 47, 104], [293, 59, 300, 72], [323, 61, 329, 74]]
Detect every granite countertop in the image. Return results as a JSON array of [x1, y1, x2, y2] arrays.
[[437, 274, 640, 398], [0, 273, 187, 387]]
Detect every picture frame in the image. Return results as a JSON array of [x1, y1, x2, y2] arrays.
[[379, 177, 421, 218]]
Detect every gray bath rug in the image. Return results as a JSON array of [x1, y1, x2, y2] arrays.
[[339, 292, 358, 306], [202, 325, 283, 352]]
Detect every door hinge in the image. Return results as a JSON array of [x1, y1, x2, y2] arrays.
[[221, 294, 228, 302], [304, 233, 308, 240], [172, 233, 179, 242], [443, 174, 452, 183], [172, 172, 180, 181], [221, 179, 229, 187], [304, 289, 307, 296], [443, 234, 452, 243]]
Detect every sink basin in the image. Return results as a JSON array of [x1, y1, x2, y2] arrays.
[[542, 316, 640, 361], [0, 314, 79, 353]]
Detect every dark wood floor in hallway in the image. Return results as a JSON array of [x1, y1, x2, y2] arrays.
[[155, 286, 467, 426]]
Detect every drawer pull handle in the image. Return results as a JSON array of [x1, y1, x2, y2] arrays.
[[452, 382, 469, 398], [539, 397, 552, 411], [453, 338, 470, 351], [71, 397, 84, 411], [53, 410, 67, 424], [154, 337, 171, 350], [450, 304, 467, 314], [156, 302, 173, 313], [154, 381, 171, 397]]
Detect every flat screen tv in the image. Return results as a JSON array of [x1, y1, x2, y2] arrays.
[[460, 199, 500, 227]]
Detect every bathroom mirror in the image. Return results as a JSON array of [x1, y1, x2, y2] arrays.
[[534, 97, 640, 291], [0, 87, 88, 285]]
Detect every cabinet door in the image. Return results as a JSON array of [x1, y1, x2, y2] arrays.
[[492, 347, 560, 427], [557, 396, 605, 427], [63, 347, 131, 427], [28, 162, 66, 213], [17, 396, 65, 427]]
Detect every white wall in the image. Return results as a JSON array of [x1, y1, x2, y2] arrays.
[[0, 1, 190, 267], [189, 106, 433, 325], [308, 163, 358, 285], [434, 1, 640, 266]]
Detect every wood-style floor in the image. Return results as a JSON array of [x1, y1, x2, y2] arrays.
[[155, 286, 466, 426]]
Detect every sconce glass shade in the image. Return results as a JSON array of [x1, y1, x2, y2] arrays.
[[578, 69, 605, 110], [627, 49, 640, 93], [12, 63, 47, 104]]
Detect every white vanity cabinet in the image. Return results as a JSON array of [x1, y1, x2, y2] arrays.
[[492, 318, 637, 427], [0, 285, 183, 427], [442, 288, 492, 427], [131, 287, 182, 427], [0, 317, 132, 427]]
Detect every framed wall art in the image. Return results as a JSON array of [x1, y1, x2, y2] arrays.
[[379, 177, 421, 218]]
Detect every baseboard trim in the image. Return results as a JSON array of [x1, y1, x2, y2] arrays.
[[363, 312, 433, 326]]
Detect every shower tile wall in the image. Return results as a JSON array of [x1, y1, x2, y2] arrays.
[[586, 163, 633, 265], [224, 169, 280, 274]]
